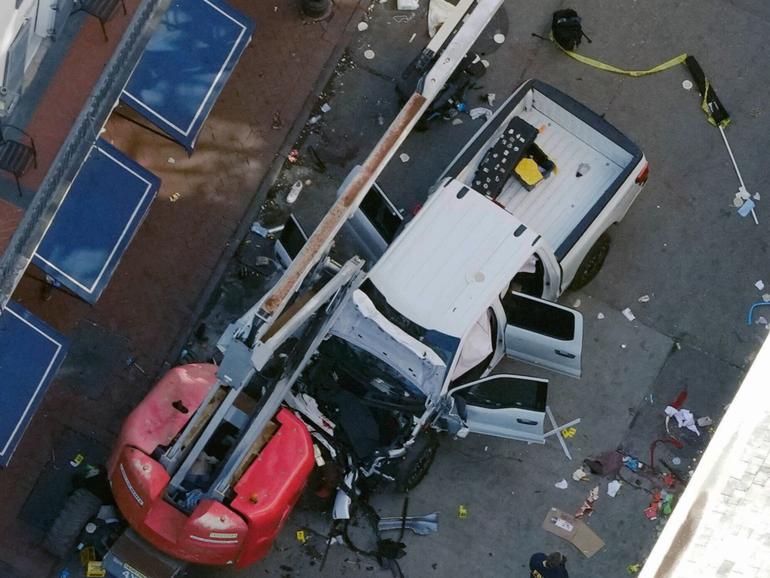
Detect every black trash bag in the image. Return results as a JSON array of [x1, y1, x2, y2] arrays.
[[552, 9, 585, 51]]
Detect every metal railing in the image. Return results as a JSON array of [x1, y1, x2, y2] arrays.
[[0, 0, 173, 309]]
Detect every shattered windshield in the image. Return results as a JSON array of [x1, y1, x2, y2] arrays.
[[359, 279, 460, 367]]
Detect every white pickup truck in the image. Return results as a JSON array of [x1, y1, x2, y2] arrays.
[[280, 79, 649, 488]]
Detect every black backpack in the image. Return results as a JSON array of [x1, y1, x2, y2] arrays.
[[552, 9, 585, 51]]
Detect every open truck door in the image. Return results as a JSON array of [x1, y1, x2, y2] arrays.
[[450, 374, 548, 443], [501, 291, 583, 378]]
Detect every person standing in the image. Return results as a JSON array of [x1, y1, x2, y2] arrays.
[[529, 552, 569, 578]]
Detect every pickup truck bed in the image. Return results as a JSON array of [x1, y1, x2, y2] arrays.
[[445, 80, 643, 260]]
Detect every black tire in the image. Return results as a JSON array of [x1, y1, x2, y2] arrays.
[[394, 432, 439, 492], [570, 232, 611, 290], [42, 488, 101, 558]]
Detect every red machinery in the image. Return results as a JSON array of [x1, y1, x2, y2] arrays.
[[108, 364, 314, 567]]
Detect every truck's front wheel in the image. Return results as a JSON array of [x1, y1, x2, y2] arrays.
[[570, 233, 610, 290], [394, 431, 439, 492]]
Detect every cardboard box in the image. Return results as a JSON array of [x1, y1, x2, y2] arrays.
[[542, 507, 605, 558]]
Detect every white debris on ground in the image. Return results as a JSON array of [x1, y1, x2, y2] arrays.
[[607, 480, 622, 497], [493, 33, 505, 44], [320, 103, 332, 113], [397, 0, 419, 10], [622, 308, 636, 321], [399, 153, 410, 163], [469, 107, 493, 121], [555, 479, 569, 489], [357, 21, 368, 31], [364, 49, 375, 60], [638, 294, 650, 303], [597, 312, 605, 320], [755, 280, 765, 291]]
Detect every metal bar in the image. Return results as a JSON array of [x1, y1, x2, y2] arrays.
[[166, 385, 242, 494], [719, 125, 758, 224], [208, 258, 364, 500]]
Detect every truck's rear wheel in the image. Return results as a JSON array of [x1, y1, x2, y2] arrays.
[[42, 488, 101, 558], [570, 233, 610, 290], [394, 432, 439, 492]]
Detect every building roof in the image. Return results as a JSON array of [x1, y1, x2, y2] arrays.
[[367, 178, 541, 339]]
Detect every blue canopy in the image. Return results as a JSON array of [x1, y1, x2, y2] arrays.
[[120, 0, 255, 151], [0, 302, 68, 467], [32, 139, 159, 303]]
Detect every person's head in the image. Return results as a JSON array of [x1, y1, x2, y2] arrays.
[[546, 552, 567, 568]]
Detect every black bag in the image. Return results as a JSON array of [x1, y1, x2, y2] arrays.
[[552, 9, 584, 51]]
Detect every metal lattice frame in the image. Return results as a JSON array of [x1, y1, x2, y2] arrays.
[[0, 0, 172, 309]]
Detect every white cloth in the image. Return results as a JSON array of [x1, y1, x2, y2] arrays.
[[664, 405, 700, 436]]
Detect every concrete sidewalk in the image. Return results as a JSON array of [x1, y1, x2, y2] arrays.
[[0, 1, 361, 576]]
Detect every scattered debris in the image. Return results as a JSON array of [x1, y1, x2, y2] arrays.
[[597, 312, 605, 320], [622, 308, 636, 321], [681, 79, 693, 90], [671, 456, 682, 465], [555, 479, 569, 489], [287, 180, 303, 204], [399, 153, 410, 163], [747, 302, 770, 325], [755, 280, 765, 291], [576, 162, 591, 177], [308, 115, 321, 125], [409, 32, 416, 43], [620, 343, 627, 349], [561, 427, 577, 439], [623, 456, 640, 471], [70, 453, 85, 468], [357, 21, 369, 31], [572, 298, 581, 308], [364, 49, 376, 60], [627, 563, 642, 574], [451, 118, 464, 125], [169, 192, 181, 202], [543, 508, 604, 557], [167, 157, 176, 164], [469, 107, 493, 121], [397, 0, 419, 10], [575, 486, 599, 518], [296, 530, 307, 543], [583, 450, 623, 477], [664, 405, 700, 436], [287, 149, 299, 163], [378, 512, 439, 535], [607, 480, 621, 497], [272, 111, 282, 129], [763, 294, 770, 302], [637, 294, 650, 303], [493, 33, 506, 44], [485, 93, 496, 106], [457, 505, 468, 518], [737, 196, 756, 219], [572, 467, 589, 482], [320, 102, 332, 113], [757, 316, 767, 325]]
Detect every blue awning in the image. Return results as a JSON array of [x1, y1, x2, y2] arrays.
[[120, 0, 255, 152], [32, 139, 159, 303], [0, 302, 68, 467]]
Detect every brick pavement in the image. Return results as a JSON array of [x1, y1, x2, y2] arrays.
[[0, 1, 361, 576]]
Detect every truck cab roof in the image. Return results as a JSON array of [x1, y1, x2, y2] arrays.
[[367, 178, 542, 339]]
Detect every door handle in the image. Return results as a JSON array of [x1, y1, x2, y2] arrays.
[[555, 349, 576, 359], [517, 418, 538, 425]]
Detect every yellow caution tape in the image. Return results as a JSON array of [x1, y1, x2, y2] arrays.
[[550, 33, 687, 77]]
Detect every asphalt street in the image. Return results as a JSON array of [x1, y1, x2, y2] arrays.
[[184, 0, 770, 576]]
